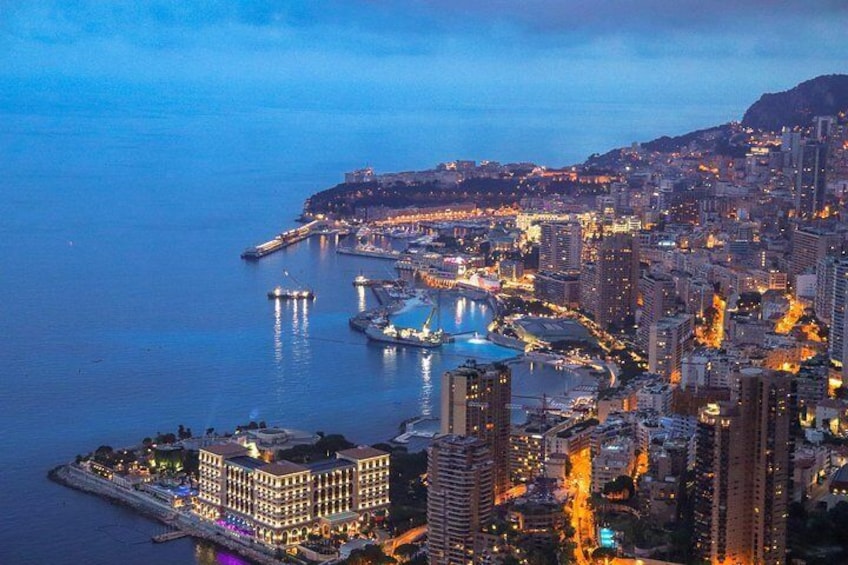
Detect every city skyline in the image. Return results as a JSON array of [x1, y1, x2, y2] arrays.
[[6, 2, 848, 564]]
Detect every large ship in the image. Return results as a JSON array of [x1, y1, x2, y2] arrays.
[[337, 243, 401, 260], [267, 270, 315, 300], [364, 307, 451, 348], [267, 287, 315, 300]]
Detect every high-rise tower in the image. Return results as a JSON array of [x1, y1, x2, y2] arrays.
[[539, 221, 582, 273], [795, 141, 828, 219], [441, 361, 511, 497], [592, 233, 639, 331], [637, 271, 677, 351], [694, 368, 796, 565], [427, 435, 494, 565]]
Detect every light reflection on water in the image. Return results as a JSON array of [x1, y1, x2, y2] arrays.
[[273, 298, 283, 363], [356, 285, 367, 312], [420, 352, 433, 416]]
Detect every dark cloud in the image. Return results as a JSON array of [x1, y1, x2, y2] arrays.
[[6, 0, 847, 54], [0, 0, 844, 115]]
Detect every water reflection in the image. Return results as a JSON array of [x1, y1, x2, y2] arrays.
[[420, 352, 433, 416], [291, 298, 311, 370], [356, 285, 367, 312], [273, 298, 283, 364], [382, 345, 398, 381], [455, 297, 465, 326]]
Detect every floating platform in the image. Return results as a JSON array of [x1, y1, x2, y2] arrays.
[[152, 530, 188, 543]]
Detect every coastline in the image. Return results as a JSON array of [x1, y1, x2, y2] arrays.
[[48, 464, 287, 565]]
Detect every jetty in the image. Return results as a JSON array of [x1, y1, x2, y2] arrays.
[[242, 220, 343, 260], [152, 530, 188, 543]]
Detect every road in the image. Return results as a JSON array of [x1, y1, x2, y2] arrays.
[[569, 447, 595, 565], [384, 524, 428, 556]]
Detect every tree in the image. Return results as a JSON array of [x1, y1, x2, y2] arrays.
[[315, 434, 355, 456], [602, 475, 634, 500], [178, 424, 192, 440], [344, 544, 396, 565], [394, 543, 419, 561]]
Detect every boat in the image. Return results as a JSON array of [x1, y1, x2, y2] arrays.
[[364, 307, 451, 348], [353, 273, 369, 286], [337, 244, 401, 260], [267, 270, 315, 300], [364, 323, 445, 348], [267, 287, 314, 300]]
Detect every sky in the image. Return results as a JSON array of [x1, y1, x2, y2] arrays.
[[1, 1, 847, 166]]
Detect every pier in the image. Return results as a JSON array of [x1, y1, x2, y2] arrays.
[[152, 530, 188, 543], [242, 220, 340, 260]]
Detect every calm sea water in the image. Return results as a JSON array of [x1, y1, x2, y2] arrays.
[[0, 97, 736, 563]]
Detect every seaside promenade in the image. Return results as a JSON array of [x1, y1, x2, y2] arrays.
[[50, 464, 292, 565]]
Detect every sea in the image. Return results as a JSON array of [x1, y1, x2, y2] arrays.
[[0, 91, 739, 564]]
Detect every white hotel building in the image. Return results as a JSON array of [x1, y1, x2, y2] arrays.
[[196, 444, 390, 547]]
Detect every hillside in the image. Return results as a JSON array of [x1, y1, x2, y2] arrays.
[[741, 74, 848, 131]]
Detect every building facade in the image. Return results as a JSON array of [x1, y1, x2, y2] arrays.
[[195, 445, 389, 547], [795, 141, 828, 219], [591, 233, 640, 331], [648, 314, 695, 383], [441, 361, 512, 497], [637, 271, 678, 352], [427, 435, 494, 565], [539, 221, 582, 273], [694, 368, 796, 565]]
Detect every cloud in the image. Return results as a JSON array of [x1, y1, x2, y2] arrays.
[[4, 0, 847, 57], [0, 0, 845, 118]]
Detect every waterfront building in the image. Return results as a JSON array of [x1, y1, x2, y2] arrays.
[[338, 447, 392, 513], [427, 435, 494, 565], [441, 361, 512, 497], [539, 221, 582, 273], [195, 444, 389, 547], [694, 368, 796, 565]]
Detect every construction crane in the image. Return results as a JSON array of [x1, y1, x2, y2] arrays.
[[283, 270, 311, 290], [422, 306, 437, 332]]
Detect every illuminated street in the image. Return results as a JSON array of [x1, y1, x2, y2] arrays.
[[569, 447, 595, 565], [384, 525, 428, 556]]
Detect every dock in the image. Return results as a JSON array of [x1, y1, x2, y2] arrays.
[[242, 220, 337, 260], [152, 530, 189, 543]]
